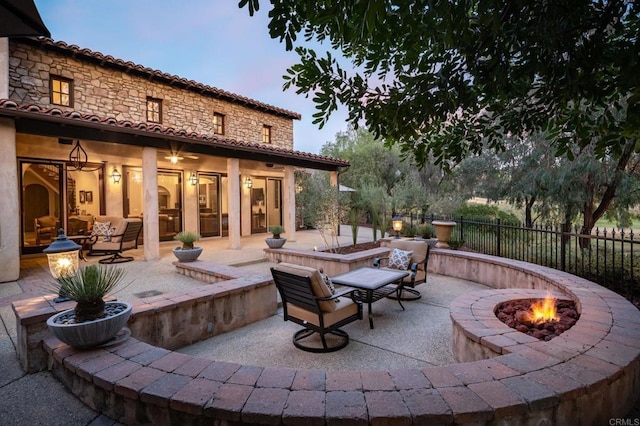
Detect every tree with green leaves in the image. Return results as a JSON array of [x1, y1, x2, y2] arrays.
[[240, 1, 639, 169]]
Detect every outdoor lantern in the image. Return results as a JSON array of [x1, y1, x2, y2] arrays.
[[244, 176, 253, 188], [189, 172, 198, 186], [43, 229, 81, 280], [392, 215, 403, 238], [110, 167, 122, 184]]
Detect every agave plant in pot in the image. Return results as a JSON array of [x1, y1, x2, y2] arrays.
[[46, 264, 132, 349], [265, 225, 286, 248], [172, 231, 203, 262]]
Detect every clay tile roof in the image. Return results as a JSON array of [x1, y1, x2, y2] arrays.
[[0, 99, 349, 169], [18, 37, 302, 120]]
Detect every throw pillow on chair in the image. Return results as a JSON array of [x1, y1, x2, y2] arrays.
[[91, 221, 111, 237], [388, 248, 413, 270]]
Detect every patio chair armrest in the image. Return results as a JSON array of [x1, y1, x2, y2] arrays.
[[373, 257, 390, 268], [317, 287, 356, 301], [409, 262, 419, 280]]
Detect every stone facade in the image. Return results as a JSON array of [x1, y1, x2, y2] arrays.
[[7, 40, 294, 149]]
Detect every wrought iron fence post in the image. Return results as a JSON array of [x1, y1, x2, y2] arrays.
[[497, 218, 501, 257], [560, 222, 569, 271]]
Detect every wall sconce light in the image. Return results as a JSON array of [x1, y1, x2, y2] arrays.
[[392, 215, 403, 239], [110, 167, 122, 184], [189, 172, 198, 186], [244, 176, 253, 188], [43, 229, 81, 302]]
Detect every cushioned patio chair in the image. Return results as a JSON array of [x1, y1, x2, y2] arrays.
[[373, 239, 433, 300], [87, 218, 143, 264], [271, 263, 363, 353]]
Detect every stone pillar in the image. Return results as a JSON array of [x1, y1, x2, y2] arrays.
[[142, 147, 159, 260], [227, 158, 241, 249], [105, 163, 123, 217], [0, 117, 20, 282], [283, 165, 296, 242], [183, 170, 198, 234]]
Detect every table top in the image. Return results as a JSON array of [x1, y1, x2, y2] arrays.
[[331, 267, 409, 290]]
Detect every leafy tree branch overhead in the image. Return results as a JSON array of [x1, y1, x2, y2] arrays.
[[239, 0, 639, 168]]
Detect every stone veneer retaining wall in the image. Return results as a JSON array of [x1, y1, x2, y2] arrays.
[[14, 252, 640, 424], [8, 40, 294, 148], [12, 262, 275, 373]]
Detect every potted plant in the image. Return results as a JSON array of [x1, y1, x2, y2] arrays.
[[172, 231, 203, 262], [265, 225, 286, 248], [46, 264, 132, 349]]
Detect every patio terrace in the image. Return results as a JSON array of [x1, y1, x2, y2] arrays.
[[2, 227, 639, 424]]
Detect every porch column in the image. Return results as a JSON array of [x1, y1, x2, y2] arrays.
[[0, 117, 19, 282], [227, 158, 241, 249], [0, 40, 18, 282], [283, 165, 296, 242], [142, 147, 160, 260]]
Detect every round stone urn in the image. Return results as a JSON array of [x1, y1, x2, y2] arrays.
[[172, 246, 203, 262], [47, 301, 132, 349], [265, 238, 287, 249], [432, 221, 457, 248]]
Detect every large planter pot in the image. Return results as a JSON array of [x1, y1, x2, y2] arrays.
[[46, 301, 132, 349], [172, 246, 203, 262], [432, 221, 457, 249], [265, 238, 287, 249]]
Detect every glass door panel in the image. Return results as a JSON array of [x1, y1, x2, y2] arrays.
[[250, 178, 267, 233], [221, 176, 229, 236], [66, 168, 101, 236], [123, 167, 183, 241], [20, 161, 63, 254], [266, 178, 282, 229], [198, 173, 221, 237], [158, 170, 183, 241]]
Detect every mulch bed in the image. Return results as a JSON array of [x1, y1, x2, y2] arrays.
[[321, 241, 382, 254]]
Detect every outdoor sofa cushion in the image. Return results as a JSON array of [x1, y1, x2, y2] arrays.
[[383, 240, 429, 284]]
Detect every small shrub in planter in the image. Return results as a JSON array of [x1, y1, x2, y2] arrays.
[[174, 231, 201, 249], [266, 226, 286, 248], [47, 264, 132, 348], [173, 231, 202, 262]]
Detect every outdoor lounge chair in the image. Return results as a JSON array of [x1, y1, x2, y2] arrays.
[[88, 218, 143, 264], [373, 239, 433, 300], [271, 263, 363, 353]]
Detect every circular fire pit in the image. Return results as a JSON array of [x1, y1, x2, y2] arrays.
[[495, 297, 579, 341], [450, 288, 575, 363]]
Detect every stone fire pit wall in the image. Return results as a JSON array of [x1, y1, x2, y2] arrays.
[[13, 251, 640, 424]]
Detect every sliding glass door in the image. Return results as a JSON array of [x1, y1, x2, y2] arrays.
[[123, 167, 183, 241], [250, 177, 282, 234], [20, 159, 103, 254]]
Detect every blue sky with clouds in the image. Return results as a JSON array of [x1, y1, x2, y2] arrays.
[[33, 0, 349, 154]]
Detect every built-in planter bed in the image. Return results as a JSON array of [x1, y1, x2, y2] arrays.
[[264, 245, 390, 276], [14, 251, 640, 425]]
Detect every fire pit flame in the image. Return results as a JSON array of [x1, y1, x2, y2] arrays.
[[524, 293, 559, 324]]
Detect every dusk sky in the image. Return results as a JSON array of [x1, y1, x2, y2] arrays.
[[34, 0, 349, 154]]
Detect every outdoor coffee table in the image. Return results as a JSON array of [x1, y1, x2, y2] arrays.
[[68, 235, 96, 261], [331, 267, 410, 329]]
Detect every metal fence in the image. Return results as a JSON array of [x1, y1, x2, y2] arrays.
[[397, 213, 639, 303]]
